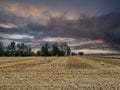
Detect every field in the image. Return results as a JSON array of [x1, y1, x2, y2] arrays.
[[0, 56, 120, 90]]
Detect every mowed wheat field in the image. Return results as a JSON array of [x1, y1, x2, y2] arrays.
[[0, 56, 120, 90]]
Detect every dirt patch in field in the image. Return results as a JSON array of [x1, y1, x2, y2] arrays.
[[66, 57, 95, 69]]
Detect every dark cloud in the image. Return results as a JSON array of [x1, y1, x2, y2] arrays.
[[25, 11, 120, 51], [77, 12, 120, 50], [0, 3, 120, 52]]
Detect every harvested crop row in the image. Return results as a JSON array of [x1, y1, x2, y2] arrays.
[[85, 56, 120, 66], [0, 57, 58, 69]]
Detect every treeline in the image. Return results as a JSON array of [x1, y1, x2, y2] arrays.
[[37, 42, 71, 56], [0, 41, 72, 56], [0, 41, 34, 56]]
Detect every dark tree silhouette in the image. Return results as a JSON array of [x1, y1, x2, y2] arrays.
[[36, 50, 41, 56], [41, 43, 51, 56], [0, 42, 4, 56], [0, 41, 72, 57], [7, 41, 16, 56], [60, 42, 71, 56], [51, 43, 60, 56], [78, 52, 84, 56]]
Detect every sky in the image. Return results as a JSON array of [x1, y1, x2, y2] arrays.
[[0, 0, 120, 54]]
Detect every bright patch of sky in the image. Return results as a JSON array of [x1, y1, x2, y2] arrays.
[[0, 23, 17, 28], [0, 33, 34, 39]]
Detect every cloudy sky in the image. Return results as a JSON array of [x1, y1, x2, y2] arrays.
[[0, 0, 120, 54]]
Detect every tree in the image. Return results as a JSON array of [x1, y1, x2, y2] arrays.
[[7, 41, 16, 56], [16, 43, 21, 56], [16, 43, 32, 56], [78, 52, 84, 56], [71, 52, 77, 56], [36, 50, 41, 56], [66, 46, 71, 56], [41, 43, 51, 56], [60, 42, 71, 56], [51, 43, 60, 56], [59, 50, 65, 56], [29, 51, 35, 56], [0, 42, 4, 56]]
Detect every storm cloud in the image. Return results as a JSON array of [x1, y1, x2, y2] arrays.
[[0, 1, 120, 53], [20, 11, 120, 51]]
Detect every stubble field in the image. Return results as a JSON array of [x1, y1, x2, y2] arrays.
[[0, 56, 120, 90]]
